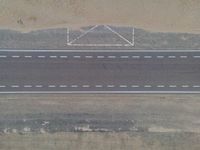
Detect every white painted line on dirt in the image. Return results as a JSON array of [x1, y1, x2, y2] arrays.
[[104, 25, 134, 46]]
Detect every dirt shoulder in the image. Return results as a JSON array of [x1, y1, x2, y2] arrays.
[[0, 94, 200, 133]]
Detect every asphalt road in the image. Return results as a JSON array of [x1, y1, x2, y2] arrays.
[[0, 50, 200, 93]]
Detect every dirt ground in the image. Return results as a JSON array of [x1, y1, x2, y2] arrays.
[[0, 132, 200, 150], [0, 0, 200, 33]]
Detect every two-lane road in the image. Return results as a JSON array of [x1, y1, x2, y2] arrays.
[[0, 50, 200, 93]]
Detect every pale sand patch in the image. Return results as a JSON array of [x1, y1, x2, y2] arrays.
[[0, 0, 200, 33]]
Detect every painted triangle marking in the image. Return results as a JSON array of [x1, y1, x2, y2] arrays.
[[67, 25, 134, 47]]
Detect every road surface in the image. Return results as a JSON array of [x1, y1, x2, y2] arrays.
[[0, 50, 200, 93]]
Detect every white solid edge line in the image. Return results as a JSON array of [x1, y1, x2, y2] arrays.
[[0, 91, 200, 94], [1, 49, 200, 52]]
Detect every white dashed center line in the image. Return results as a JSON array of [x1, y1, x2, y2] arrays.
[[108, 56, 116, 59], [60, 56, 68, 58], [0, 55, 7, 58], [50, 56, 57, 58], [157, 56, 164, 59], [12, 56, 20, 58], [180, 56, 188, 58], [24, 56, 32, 58], [168, 56, 176, 59], [144, 56, 152, 59]]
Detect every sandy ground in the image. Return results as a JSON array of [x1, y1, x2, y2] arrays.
[[0, 0, 200, 33], [0, 132, 200, 150], [0, 94, 200, 149]]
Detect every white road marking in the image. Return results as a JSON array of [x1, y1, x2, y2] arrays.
[[60, 56, 68, 58], [0, 85, 6, 88], [73, 56, 81, 58], [107, 85, 115, 88], [144, 85, 152, 88], [132, 56, 140, 59], [35, 85, 43, 88], [144, 56, 152, 59], [24, 56, 32, 58], [180, 56, 188, 58], [120, 85, 128, 88], [97, 56, 105, 59], [95, 85, 103, 88], [182, 85, 189, 88], [24, 85, 32, 88], [169, 85, 177, 88], [168, 56, 176, 59], [12, 56, 20, 58], [157, 56, 164, 59], [157, 85, 165, 88], [49, 56, 57, 58], [193, 85, 200, 88], [48, 85, 56, 88], [11, 85, 19, 88], [82, 85, 90, 88], [108, 56, 116, 59], [131, 85, 139, 88], [85, 56, 93, 58], [0, 55, 7, 58], [59, 85, 67, 88], [193, 56, 200, 58], [120, 56, 129, 59], [38, 56, 46, 58], [71, 85, 78, 88]]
